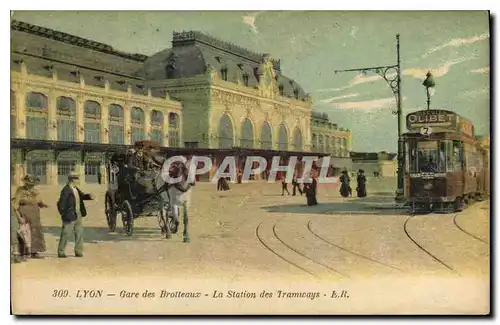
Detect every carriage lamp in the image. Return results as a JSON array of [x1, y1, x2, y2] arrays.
[[422, 71, 435, 111]]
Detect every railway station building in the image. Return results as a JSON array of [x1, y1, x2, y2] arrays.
[[311, 111, 352, 175], [10, 20, 346, 185]]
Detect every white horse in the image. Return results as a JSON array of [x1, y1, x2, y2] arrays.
[[155, 160, 193, 243]]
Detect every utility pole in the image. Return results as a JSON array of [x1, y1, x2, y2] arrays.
[[335, 34, 405, 202]]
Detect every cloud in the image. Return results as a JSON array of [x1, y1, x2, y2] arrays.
[[318, 56, 469, 94], [471, 67, 490, 74], [320, 93, 360, 103], [422, 33, 489, 58], [460, 88, 489, 99], [242, 12, 261, 34], [403, 57, 468, 80], [314, 86, 351, 93], [328, 97, 400, 110]]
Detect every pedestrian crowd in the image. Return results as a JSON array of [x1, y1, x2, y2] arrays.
[[11, 162, 368, 263]]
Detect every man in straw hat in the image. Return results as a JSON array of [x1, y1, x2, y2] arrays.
[[56, 171, 94, 258]]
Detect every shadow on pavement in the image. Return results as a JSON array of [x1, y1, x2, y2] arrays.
[[261, 199, 408, 216], [43, 226, 168, 243]]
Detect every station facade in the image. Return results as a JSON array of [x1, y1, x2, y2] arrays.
[[10, 21, 350, 185]]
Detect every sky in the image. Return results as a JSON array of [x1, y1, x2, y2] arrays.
[[11, 11, 490, 152]]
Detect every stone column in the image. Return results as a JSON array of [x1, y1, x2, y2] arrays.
[[124, 105, 131, 145], [178, 110, 183, 148], [144, 109, 151, 140], [15, 90, 26, 138], [163, 110, 169, 147], [49, 150, 58, 186], [78, 150, 86, 185], [48, 90, 57, 141], [76, 95, 85, 142], [101, 100, 109, 144]]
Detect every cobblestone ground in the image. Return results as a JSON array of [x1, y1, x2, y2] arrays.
[[11, 180, 490, 282]]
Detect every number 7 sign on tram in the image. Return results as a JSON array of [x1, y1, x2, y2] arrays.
[[420, 126, 433, 135]]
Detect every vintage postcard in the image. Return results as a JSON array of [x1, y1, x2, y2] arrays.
[[10, 10, 490, 315]]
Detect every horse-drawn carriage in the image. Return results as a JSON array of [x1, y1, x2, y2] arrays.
[[104, 140, 178, 237]]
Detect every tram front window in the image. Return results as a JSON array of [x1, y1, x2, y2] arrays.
[[408, 141, 443, 173]]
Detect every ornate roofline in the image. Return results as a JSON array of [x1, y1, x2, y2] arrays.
[[172, 30, 281, 71], [11, 20, 149, 62]]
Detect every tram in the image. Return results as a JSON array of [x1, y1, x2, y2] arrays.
[[403, 109, 490, 213]]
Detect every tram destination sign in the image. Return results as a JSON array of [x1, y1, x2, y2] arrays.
[[406, 110, 459, 131]]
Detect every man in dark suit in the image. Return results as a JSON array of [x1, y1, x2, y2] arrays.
[[57, 172, 93, 258]]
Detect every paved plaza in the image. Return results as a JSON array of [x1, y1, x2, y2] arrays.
[[11, 180, 490, 281]]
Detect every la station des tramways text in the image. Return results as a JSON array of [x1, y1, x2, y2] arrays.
[[10, 20, 354, 185]]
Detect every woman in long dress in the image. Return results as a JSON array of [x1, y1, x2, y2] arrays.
[[356, 169, 367, 198], [13, 175, 49, 259], [11, 199, 23, 263]]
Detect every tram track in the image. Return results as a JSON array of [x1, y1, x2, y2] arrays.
[[306, 219, 404, 273], [255, 220, 317, 278], [452, 213, 489, 245], [255, 215, 350, 279], [272, 219, 349, 278], [403, 214, 461, 276], [256, 204, 485, 279]]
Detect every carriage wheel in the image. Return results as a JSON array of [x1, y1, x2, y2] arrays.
[[105, 192, 117, 232], [122, 200, 135, 237]]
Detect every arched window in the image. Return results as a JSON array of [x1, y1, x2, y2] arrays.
[[56, 96, 76, 142], [312, 133, 317, 151], [240, 119, 254, 148], [260, 122, 273, 150], [26, 92, 48, 111], [292, 127, 303, 151], [168, 112, 180, 147], [219, 114, 234, 149], [25, 92, 48, 140], [84, 100, 101, 143], [150, 110, 164, 145], [277, 124, 288, 151], [131, 107, 145, 144], [108, 104, 124, 144]]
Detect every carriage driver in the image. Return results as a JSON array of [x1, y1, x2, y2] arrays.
[[125, 145, 164, 193]]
